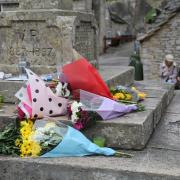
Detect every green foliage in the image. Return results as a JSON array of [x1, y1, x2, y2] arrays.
[[0, 122, 21, 156], [145, 8, 157, 24], [0, 95, 4, 109]]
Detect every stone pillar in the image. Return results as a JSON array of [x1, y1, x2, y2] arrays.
[[92, 0, 106, 54]]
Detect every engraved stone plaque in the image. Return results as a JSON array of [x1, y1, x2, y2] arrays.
[[0, 13, 75, 74], [0, 10, 98, 74]]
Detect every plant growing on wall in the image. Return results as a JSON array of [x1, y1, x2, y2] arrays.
[[145, 8, 158, 23]]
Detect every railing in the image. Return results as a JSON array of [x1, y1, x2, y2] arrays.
[[103, 35, 136, 53]]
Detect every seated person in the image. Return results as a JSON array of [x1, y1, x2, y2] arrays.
[[175, 68, 180, 89], [160, 54, 177, 84]]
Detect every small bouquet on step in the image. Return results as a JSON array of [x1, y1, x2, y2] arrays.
[[0, 118, 132, 158], [111, 85, 146, 102], [68, 90, 138, 130]]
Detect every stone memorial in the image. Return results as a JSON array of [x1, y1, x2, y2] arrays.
[[0, 0, 98, 74]]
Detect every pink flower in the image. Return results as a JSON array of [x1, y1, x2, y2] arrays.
[[73, 121, 84, 130]]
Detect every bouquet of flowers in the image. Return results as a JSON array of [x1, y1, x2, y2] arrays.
[[15, 69, 68, 119], [111, 85, 147, 102], [68, 90, 138, 130], [67, 101, 102, 130], [0, 118, 132, 158], [62, 58, 113, 99]]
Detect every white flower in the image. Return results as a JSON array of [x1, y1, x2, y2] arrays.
[[71, 101, 82, 111], [31, 130, 44, 142], [71, 113, 78, 123], [70, 101, 83, 123], [56, 82, 70, 97]]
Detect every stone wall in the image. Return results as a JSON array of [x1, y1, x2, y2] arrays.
[[19, 0, 73, 10], [73, 0, 92, 12], [0, 0, 73, 11], [140, 12, 180, 80], [74, 21, 97, 62], [0, 10, 98, 74]]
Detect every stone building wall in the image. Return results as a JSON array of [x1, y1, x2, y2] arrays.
[[140, 12, 180, 80]]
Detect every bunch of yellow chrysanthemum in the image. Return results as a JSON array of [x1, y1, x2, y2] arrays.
[[131, 87, 147, 100], [113, 92, 132, 101], [16, 119, 41, 157]]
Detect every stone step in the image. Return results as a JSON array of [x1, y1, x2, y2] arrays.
[[0, 65, 134, 103], [83, 82, 174, 149], [0, 85, 178, 180], [0, 81, 174, 150], [0, 148, 180, 180]]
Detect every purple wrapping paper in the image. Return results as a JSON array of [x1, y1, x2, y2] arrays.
[[80, 90, 137, 120]]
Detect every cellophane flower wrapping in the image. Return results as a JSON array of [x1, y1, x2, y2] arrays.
[[62, 58, 113, 99], [15, 69, 68, 119], [19, 118, 116, 158], [80, 90, 137, 120]]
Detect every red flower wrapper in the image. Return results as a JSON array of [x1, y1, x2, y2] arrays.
[[62, 58, 113, 99]]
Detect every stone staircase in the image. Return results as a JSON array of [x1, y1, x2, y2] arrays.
[[0, 65, 178, 180]]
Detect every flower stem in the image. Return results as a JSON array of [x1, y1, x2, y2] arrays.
[[117, 100, 137, 104], [115, 151, 133, 158]]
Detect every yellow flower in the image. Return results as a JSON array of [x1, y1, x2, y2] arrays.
[[15, 139, 21, 147], [20, 126, 32, 138], [113, 93, 125, 100], [30, 141, 42, 157], [20, 120, 29, 127], [131, 86, 137, 91], [125, 94, 132, 101], [20, 119, 33, 128], [138, 92, 147, 100], [27, 119, 34, 128], [20, 143, 31, 156], [131, 87, 147, 100]]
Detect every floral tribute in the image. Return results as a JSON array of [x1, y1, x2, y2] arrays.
[[0, 54, 147, 158], [67, 101, 101, 130], [0, 118, 132, 158], [111, 85, 146, 102]]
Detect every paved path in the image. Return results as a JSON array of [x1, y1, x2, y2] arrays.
[[148, 90, 180, 152], [99, 42, 133, 67], [99, 44, 180, 178]]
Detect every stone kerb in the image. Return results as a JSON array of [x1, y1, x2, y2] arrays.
[[0, 66, 134, 103], [83, 85, 174, 149]]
